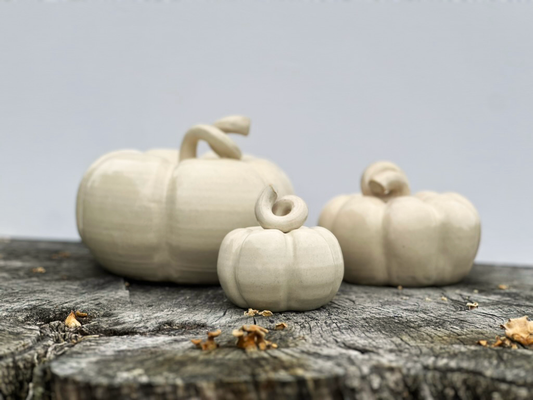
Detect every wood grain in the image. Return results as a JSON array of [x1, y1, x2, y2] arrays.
[[0, 239, 532, 400]]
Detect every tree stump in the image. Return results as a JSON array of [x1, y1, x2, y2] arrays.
[[0, 239, 532, 400]]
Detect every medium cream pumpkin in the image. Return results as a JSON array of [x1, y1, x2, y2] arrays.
[[319, 161, 481, 287]]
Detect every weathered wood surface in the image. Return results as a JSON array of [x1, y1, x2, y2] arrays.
[[0, 239, 532, 400]]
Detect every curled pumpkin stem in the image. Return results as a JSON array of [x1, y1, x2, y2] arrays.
[[212, 115, 251, 136], [179, 115, 250, 162], [255, 186, 308, 233], [360, 161, 411, 202]]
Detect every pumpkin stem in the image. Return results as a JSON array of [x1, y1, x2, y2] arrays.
[[360, 161, 410, 202], [179, 115, 250, 162], [213, 115, 251, 136], [255, 186, 308, 233]]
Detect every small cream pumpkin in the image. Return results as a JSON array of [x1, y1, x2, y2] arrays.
[[76, 116, 294, 284], [319, 161, 481, 287], [217, 186, 344, 312]]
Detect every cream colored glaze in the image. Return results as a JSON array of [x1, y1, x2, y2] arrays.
[[76, 116, 294, 284], [319, 161, 481, 287], [217, 186, 344, 312]]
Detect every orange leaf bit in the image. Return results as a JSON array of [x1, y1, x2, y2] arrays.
[[233, 324, 277, 352], [64, 311, 81, 328], [502, 316, 533, 346], [191, 329, 221, 351]]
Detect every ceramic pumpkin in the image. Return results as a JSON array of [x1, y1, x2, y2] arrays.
[[76, 116, 294, 284], [319, 161, 481, 287], [217, 186, 344, 312]]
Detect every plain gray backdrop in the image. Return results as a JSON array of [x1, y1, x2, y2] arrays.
[[0, 2, 531, 265]]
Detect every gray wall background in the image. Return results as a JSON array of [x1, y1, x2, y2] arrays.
[[0, 2, 531, 265]]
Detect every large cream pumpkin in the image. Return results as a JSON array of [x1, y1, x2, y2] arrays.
[[76, 116, 294, 284], [319, 161, 481, 287]]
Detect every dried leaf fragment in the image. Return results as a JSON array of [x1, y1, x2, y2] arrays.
[[502, 316, 533, 346], [208, 329, 222, 338], [478, 336, 517, 349], [260, 310, 273, 317], [441, 296, 448, 302], [234, 324, 276, 352], [201, 339, 218, 351], [51, 251, 70, 260], [75, 310, 88, 318], [425, 297, 432, 302], [32, 267, 46, 274], [244, 308, 259, 317], [275, 322, 288, 330], [498, 284, 509, 290], [232, 329, 244, 337], [65, 311, 81, 328], [493, 336, 517, 349], [242, 324, 268, 335], [232, 328, 250, 350], [467, 302, 478, 310], [191, 329, 221, 351]]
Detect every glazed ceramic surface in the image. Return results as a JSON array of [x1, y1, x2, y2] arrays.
[[319, 161, 481, 287], [76, 116, 294, 284], [217, 186, 344, 312]]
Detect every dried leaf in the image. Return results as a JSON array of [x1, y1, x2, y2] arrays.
[[244, 308, 259, 317], [502, 316, 533, 346], [235, 324, 276, 352], [441, 296, 448, 302], [232, 329, 244, 337], [201, 339, 218, 351], [32, 267, 46, 274], [75, 310, 88, 318], [64, 311, 81, 328], [260, 310, 273, 317], [275, 322, 288, 330], [207, 329, 221, 338], [51, 251, 71, 260], [242, 324, 268, 335], [467, 302, 478, 310], [191, 329, 221, 351], [493, 336, 516, 348], [477, 335, 517, 349]]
